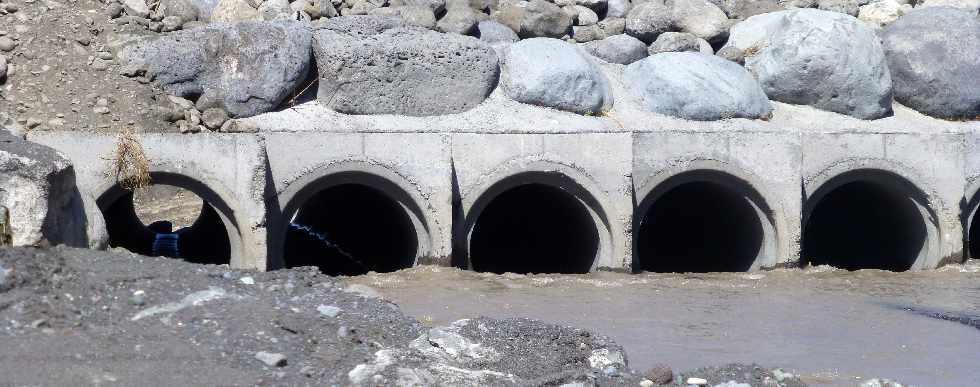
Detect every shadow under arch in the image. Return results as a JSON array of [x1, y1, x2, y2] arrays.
[[803, 168, 940, 271], [961, 179, 980, 261], [272, 166, 433, 275], [459, 170, 613, 274], [634, 168, 779, 273], [96, 171, 243, 265]]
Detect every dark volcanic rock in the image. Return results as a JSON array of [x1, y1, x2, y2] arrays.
[[118, 20, 313, 118]]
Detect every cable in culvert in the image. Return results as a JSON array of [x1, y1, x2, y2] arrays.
[[288, 223, 368, 271]]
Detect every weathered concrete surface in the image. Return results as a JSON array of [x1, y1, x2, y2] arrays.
[[27, 132, 268, 270], [0, 132, 87, 248], [451, 132, 634, 271], [22, 62, 980, 272], [262, 132, 452, 269]]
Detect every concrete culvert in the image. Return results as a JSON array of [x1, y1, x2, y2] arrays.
[[970, 208, 980, 260], [803, 180, 926, 271], [638, 181, 764, 273], [284, 184, 418, 276], [104, 185, 231, 265], [469, 183, 599, 274]]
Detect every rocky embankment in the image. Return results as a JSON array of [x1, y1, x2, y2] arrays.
[[2, 0, 978, 135], [0, 246, 808, 386]]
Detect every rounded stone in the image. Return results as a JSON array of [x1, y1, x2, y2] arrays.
[[648, 31, 713, 55], [501, 37, 613, 114], [881, 7, 980, 119], [724, 9, 893, 120], [624, 52, 772, 120], [581, 34, 648, 64]]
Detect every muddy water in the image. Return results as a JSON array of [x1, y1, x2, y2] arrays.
[[347, 262, 980, 386]]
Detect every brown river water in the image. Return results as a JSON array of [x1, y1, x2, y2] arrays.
[[347, 262, 980, 386]]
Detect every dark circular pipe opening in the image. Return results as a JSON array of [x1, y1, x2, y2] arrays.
[[803, 180, 925, 271], [103, 188, 231, 265], [283, 183, 418, 276], [638, 181, 763, 273], [970, 209, 980, 259], [469, 183, 599, 274]]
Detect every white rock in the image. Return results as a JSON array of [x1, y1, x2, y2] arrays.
[[122, 0, 151, 18], [858, 0, 910, 28], [255, 351, 287, 367], [317, 304, 342, 317], [239, 276, 255, 285], [687, 377, 708, 385]]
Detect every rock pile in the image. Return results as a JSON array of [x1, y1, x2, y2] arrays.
[[103, 0, 979, 124]]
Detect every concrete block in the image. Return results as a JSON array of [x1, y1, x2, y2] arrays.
[[263, 132, 452, 269], [451, 133, 633, 272], [632, 129, 802, 271], [28, 132, 268, 269]]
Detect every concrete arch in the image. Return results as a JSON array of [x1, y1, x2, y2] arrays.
[[95, 171, 245, 266], [269, 160, 436, 272], [634, 160, 784, 271], [803, 162, 942, 271], [457, 158, 616, 273]]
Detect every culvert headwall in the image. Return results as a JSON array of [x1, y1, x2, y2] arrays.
[[23, 99, 980, 273]]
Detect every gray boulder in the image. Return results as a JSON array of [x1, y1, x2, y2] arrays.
[[437, 4, 482, 34], [477, 20, 520, 43], [119, 20, 313, 118], [625, 1, 671, 43], [493, 0, 573, 38], [648, 31, 713, 55], [313, 21, 499, 115], [373, 6, 437, 28], [606, 0, 631, 17], [918, 0, 980, 11], [817, 0, 859, 15], [623, 52, 772, 120], [159, 0, 200, 23], [210, 0, 259, 22], [389, 0, 447, 13], [881, 7, 980, 119], [0, 132, 86, 247], [669, 0, 732, 43], [122, 0, 150, 18], [317, 14, 410, 35], [581, 34, 648, 64], [723, 9, 893, 119], [501, 38, 613, 114], [709, 0, 783, 19]]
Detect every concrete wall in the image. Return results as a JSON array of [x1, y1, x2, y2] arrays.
[[26, 99, 980, 272]]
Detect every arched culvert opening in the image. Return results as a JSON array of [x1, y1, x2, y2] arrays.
[[803, 170, 934, 271], [637, 172, 772, 273], [970, 205, 980, 260], [101, 184, 232, 265], [468, 181, 601, 274], [283, 183, 419, 276]]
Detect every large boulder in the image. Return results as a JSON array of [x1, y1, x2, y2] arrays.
[[669, 0, 731, 43], [0, 132, 86, 247], [436, 3, 483, 34], [709, 0, 783, 19], [880, 7, 980, 119], [158, 0, 201, 24], [624, 52, 772, 120], [723, 9, 893, 119], [918, 0, 980, 11], [119, 20, 313, 118], [625, 1, 672, 43], [648, 31, 712, 55], [493, 0, 573, 38], [500, 38, 613, 114], [581, 34, 648, 64], [477, 20, 520, 43], [210, 0, 259, 22], [313, 17, 499, 115]]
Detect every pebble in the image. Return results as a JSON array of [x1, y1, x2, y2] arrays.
[[317, 304, 341, 317], [639, 380, 654, 387], [91, 59, 109, 71], [255, 351, 287, 367], [687, 377, 708, 385], [0, 36, 15, 52], [645, 363, 674, 385], [240, 276, 255, 285], [201, 108, 228, 130], [93, 106, 110, 114], [772, 368, 793, 382], [130, 290, 146, 306]]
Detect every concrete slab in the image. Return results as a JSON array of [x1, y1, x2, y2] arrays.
[[263, 132, 453, 269], [28, 132, 268, 269]]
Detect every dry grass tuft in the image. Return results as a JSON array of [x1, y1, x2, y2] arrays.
[[105, 128, 152, 191], [743, 40, 768, 58]]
